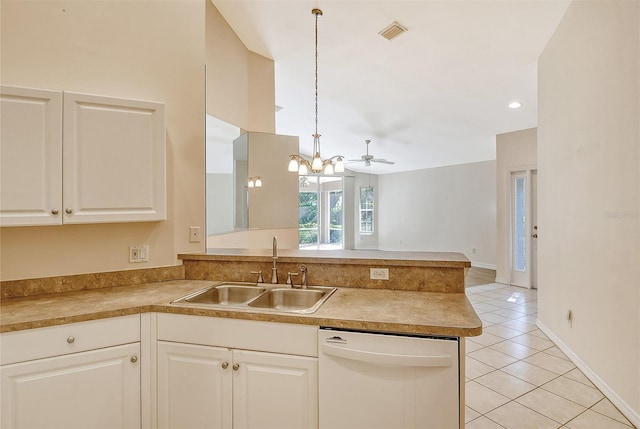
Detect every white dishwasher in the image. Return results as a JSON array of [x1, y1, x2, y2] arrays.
[[319, 328, 460, 429]]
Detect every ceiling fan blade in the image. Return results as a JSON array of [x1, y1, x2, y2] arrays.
[[347, 159, 363, 162], [371, 159, 395, 165]]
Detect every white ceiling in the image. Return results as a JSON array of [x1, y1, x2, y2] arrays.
[[213, 0, 570, 174]]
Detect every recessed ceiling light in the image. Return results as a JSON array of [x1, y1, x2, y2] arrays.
[[508, 101, 522, 109]]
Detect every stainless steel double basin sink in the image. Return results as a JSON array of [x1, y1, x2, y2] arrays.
[[172, 282, 337, 314]]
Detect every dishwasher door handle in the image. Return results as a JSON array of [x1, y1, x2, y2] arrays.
[[322, 343, 452, 368]]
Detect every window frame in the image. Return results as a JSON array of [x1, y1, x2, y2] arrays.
[[359, 186, 375, 235]]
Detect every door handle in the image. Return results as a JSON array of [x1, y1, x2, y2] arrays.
[[322, 343, 452, 367]]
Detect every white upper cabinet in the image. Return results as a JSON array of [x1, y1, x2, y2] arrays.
[[0, 86, 63, 226], [0, 86, 166, 226], [63, 92, 165, 224]]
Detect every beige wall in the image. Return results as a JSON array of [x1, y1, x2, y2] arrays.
[[538, 0, 639, 423], [0, 0, 206, 281], [0, 1, 281, 280], [205, 0, 285, 250], [495, 128, 537, 283], [205, 1, 275, 133], [378, 160, 497, 268]]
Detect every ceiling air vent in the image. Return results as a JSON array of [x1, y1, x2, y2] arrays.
[[379, 21, 408, 41]]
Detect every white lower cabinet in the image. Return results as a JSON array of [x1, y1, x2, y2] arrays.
[[0, 316, 141, 429], [233, 349, 317, 429], [156, 314, 318, 429], [157, 342, 232, 429]]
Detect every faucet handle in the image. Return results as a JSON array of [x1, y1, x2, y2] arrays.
[[286, 272, 299, 287], [250, 271, 264, 284]]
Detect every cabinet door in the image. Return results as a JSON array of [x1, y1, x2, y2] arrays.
[[63, 92, 165, 224], [0, 343, 140, 429], [0, 86, 63, 226], [233, 349, 318, 429], [157, 341, 232, 429]]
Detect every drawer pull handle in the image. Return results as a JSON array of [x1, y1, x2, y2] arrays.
[[222, 362, 229, 369], [232, 363, 239, 371], [66, 336, 75, 344], [130, 356, 138, 363]]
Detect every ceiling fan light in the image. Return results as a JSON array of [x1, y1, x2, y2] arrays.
[[288, 156, 299, 172]]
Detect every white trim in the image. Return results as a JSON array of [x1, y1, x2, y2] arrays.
[[470, 262, 496, 270], [537, 320, 640, 428]]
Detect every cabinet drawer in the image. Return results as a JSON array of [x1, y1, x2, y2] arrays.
[[0, 315, 140, 365], [157, 313, 318, 357]]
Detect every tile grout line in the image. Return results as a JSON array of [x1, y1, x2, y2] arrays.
[[464, 280, 637, 429]]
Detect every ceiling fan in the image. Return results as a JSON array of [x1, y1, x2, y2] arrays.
[[348, 140, 395, 167]]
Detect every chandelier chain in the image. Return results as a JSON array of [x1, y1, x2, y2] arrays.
[[314, 10, 319, 142]]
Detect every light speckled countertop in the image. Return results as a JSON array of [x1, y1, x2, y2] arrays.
[[0, 280, 481, 337]]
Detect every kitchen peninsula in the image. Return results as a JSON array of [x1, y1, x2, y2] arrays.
[[1, 250, 481, 428]]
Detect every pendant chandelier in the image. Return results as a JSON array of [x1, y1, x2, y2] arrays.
[[288, 8, 344, 175]]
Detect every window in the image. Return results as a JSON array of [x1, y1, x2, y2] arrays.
[[298, 189, 318, 246], [328, 190, 343, 244], [513, 176, 526, 272], [298, 176, 343, 250], [359, 186, 374, 234]]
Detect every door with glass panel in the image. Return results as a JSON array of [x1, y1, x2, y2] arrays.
[[510, 170, 537, 288]]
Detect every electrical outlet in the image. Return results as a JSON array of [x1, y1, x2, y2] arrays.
[[189, 226, 201, 243], [129, 246, 139, 263], [370, 268, 389, 280], [129, 245, 149, 263]]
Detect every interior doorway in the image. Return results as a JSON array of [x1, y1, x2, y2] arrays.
[[510, 169, 537, 288]]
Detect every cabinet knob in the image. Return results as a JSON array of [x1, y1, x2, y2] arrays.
[[130, 356, 138, 363], [232, 363, 239, 371], [51, 209, 59, 215], [221, 362, 229, 369], [66, 336, 75, 344], [65, 208, 73, 214]]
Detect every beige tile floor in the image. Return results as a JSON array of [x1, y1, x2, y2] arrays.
[[465, 283, 636, 429]]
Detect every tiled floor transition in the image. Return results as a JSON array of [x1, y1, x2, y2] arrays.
[[465, 283, 636, 429]]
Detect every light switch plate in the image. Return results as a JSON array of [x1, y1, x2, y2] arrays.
[[129, 245, 149, 263]]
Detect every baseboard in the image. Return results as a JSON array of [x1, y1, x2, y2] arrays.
[[470, 262, 497, 270], [537, 320, 640, 428]]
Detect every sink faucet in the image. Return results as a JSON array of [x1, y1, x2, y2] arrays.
[[271, 236, 278, 284], [300, 265, 308, 289]]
